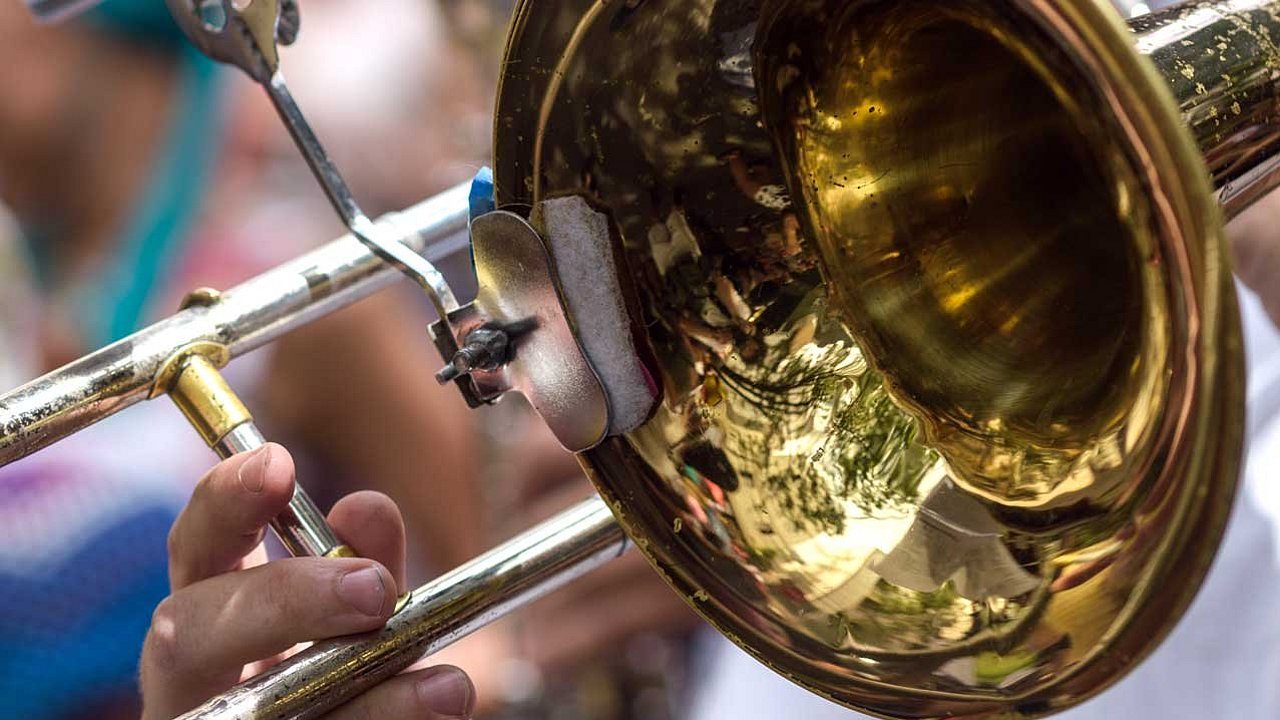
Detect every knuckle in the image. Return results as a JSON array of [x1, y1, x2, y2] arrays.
[[142, 595, 187, 671], [257, 559, 317, 618]]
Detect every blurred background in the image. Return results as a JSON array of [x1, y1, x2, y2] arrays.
[[0, 1, 1278, 720]]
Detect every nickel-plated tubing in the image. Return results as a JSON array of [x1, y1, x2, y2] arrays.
[[213, 421, 269, 457], [217, 422, 346, 558], [176, 495, 631, 720], [0, 181, 471, 466], [263, 73, 462, 326]]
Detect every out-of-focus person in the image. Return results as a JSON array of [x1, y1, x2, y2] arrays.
[[0, 1, 494, 717], [474, 406, 702, 720]]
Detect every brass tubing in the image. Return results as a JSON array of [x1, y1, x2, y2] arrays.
[[168, 354, 252, 448], [216, 422, 351, 559], [1132, 0, 1280, 217], [170, 2, 1280, 719], [166, 352, 350, 559]]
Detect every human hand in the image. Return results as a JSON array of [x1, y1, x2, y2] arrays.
[[139, 443, 476, 719]]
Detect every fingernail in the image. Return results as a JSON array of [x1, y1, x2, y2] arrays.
[[338, 566, 387, 616], [416, 666, 475, 718], [237, 447, 270, 493]]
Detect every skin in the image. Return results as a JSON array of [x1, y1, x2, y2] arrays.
[[0, 8, 496, 713], [140, 443, 477, 719], [262, 287, 486, 572], [1227, 190, 1280, 325], [5, 1, 1278, 711], [0, 8, 175, 368]]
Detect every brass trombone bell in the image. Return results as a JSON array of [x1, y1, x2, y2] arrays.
[[496, 0, 1262, 716]]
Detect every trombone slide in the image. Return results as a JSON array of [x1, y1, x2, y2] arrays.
[[0, 182, 471, 466]]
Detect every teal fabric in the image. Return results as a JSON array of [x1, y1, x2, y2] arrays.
[[19, 4, 226, 347], [81, 45, 225, 346], [87, 0, 191, 50]]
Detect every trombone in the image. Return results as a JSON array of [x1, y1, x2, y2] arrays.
[[3, 0, 1279, 717]]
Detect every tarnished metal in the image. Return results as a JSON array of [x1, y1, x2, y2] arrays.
[[166, 353, 251, 447], [164, 0, 283, 83], [0, 182, 471, 465], [151, 330, 351, 560], [6, 0, 1280, 718], [1133, 0, 1280, 215], [217, 422, 350, 559], [176, 496, 630, 720]]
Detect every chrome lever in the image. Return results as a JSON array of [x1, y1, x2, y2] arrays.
[[164, 0, 461, 355]]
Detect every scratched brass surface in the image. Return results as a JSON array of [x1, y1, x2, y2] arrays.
[[1133, 0, 1280, 215], [493, 0, 1246, 717]]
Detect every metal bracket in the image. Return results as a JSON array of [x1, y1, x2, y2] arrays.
[[430, 211, 610, 452], [165, 0, 283, 83]]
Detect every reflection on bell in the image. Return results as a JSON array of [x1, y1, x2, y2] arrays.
[[876, 479, 1041, 601]]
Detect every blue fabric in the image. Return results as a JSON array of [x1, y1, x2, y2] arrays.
[[0, 506, 175, 720], [0, 7, 221, 718], [469, 167, 496, 221]]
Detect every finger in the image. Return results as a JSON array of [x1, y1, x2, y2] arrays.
[[328, 490, 407, 592], [421, 626, 516, 715], [168, 443, 297, 590], [140, 556, 396, 717], [326, 665, 476, 720]]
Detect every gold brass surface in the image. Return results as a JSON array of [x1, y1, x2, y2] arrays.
[[493, 0, 1248, 717], [164, 351, 252, 447], [150, 340, 232, 399], [178, 286, 225, 310]]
